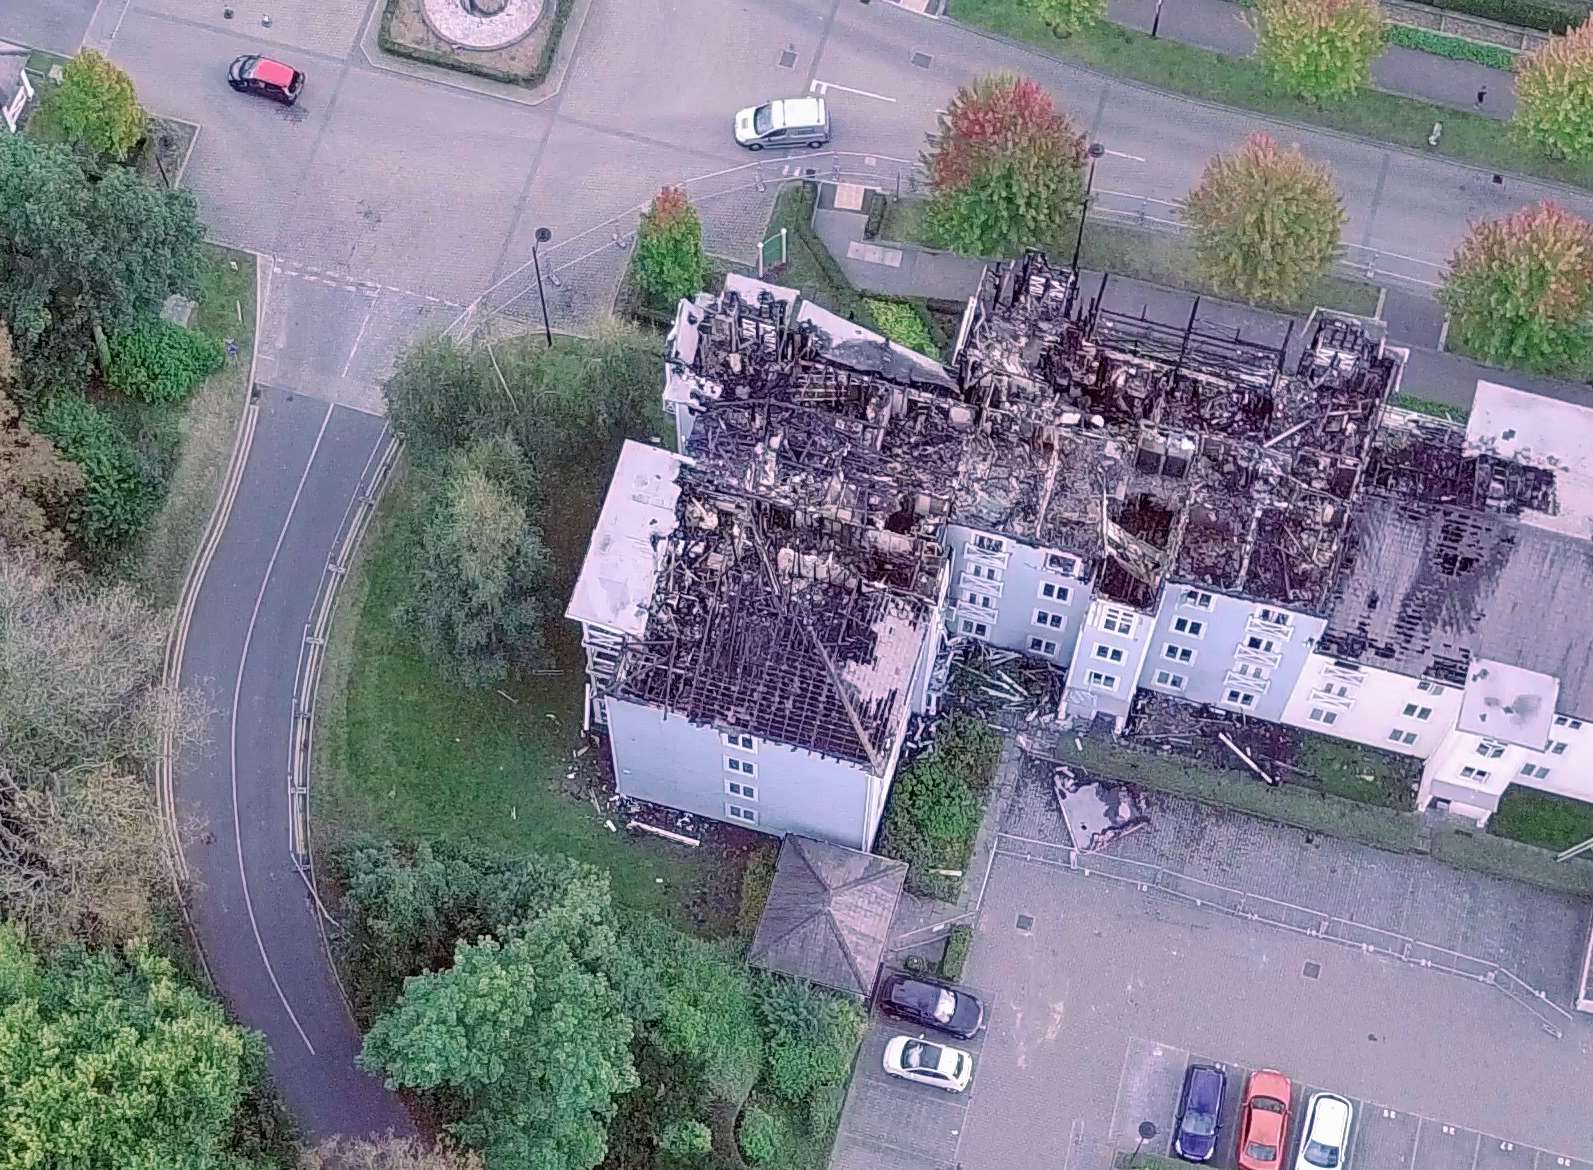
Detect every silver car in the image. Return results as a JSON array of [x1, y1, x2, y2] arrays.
[[734, 97, 831, 150]]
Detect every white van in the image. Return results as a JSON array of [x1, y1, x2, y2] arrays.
[[734, 97, 832, 150]]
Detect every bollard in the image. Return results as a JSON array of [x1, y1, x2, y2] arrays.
[[1428, 121, 1442, 147]]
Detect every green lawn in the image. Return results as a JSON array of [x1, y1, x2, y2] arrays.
[[132, 245, 258, 605], [878, 197, 1380, 317], [1490, 785, 1593, 852], [1293, 734, 1419, 809], [314, 460, 744, 933], [1391, 392, 1470, 423], [948, 0, 1593, 194]]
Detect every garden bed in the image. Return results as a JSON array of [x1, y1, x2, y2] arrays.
[[379, 0, 572, 86]]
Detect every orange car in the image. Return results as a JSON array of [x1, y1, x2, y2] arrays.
[[1238, 1070, 1293, 1170]]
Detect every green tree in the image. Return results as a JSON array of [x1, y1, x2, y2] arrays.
[[657, 1120, 712, 1167], [1181, 132, 1345, 307], [754, 975, 867, 1104], [0, 925, 263, 1170], [1514, 19, 1593, 160], [360, 889, 637, 1170], [876, 716, 1001, 899], [0, 134, 205, 397], [634, 186, 705, 308], [1439, 200, 1593, 374], [31, 394, 160, 555], [922, 74, 1086, 258], [736, 1107, 792, 1168], [1034, 0, 1107, 35], [1255, 0, 1386, 102], [394, 435, 551, 686], [107, 318, 226, 405], [44, 50, 148, 161]]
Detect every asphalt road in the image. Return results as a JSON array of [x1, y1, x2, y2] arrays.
[[11, 0, 1593, 1140]]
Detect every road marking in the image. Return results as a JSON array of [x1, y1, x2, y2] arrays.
[[810, 79, 898, 103], [1104, 149, 1147, 162], [342, 296, 378, 379], [229, 402, 335, 1057]]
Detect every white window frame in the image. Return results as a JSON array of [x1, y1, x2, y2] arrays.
[[1182, 589, 1214, 609], [1153, 669, 1186, 691], [1459, 766, 1490, 782], [1033, 608, 1066, 630], [967, 562, 1004, 583], [1172, 616, 1205, 638], [1101, 607, 1136, 636], [1224, 688, 1257, 709], [1163, 643, 1194, 664], [1245, 635, 1278, 654], [958, 618, 989, 638], [1045, 552, 1078, 576], [1387, 729, 1418, 746], [725, 802, 759, 825], [720, 731, 756, 752], [1418, 679, 1445, 695], [1233, 661, 1270, 682], [1401, 704, 1432, 721], [1476, 740, 1505, 760], [725, 756, 757, 778], [1308, 707, 1338, 726], [1039, 581, 1072, 603], [1093, 644, 1124, 664], [1256, 607, 1292, 627], [1520, 763, 1551, 780], [1086, 670, 1119, 691], [1554, 716, 1583, 730], [1028, 636, 1058, 656], [724, 778, 759, 800], [1550, 740, 1569, 755], [972, 534, 1006, 554]]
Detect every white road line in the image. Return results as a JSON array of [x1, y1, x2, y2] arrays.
[[811, 79, 898, 103], [229, 403, 334, 1057], [1104, 149, 1147, 162], [342, 296, 379, 379]]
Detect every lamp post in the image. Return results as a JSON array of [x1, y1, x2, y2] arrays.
[[1151, 0, 1164, 37], [1070, 141, 1106, 274], [531, 226, 554, 348], [1133, 1121, 1159, 1166]]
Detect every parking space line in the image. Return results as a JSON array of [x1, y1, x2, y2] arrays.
[[810, 79, 898, 103]]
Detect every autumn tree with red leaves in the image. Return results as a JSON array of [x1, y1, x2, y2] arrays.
[[922, 74, 1086, 258], [634, 185, 705, 308], [1440, 201, 1593, 374], [1514, 20, 1593, 160]]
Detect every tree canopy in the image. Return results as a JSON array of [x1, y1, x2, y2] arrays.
[[43, 50, 148, 162], [1514, 19, 1593, 160], [1255, 0, 1386, 103], [0, 364, 82, 561], [1033, 0, 1107, 36], [634, 187, 705, 309]]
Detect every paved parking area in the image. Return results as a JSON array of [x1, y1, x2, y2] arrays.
[[829, 1024, 983, 1170]]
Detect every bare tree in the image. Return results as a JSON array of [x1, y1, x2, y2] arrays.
[[300, 1136, 485, 1170]]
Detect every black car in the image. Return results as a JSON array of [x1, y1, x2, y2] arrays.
[[227, 55, 305, 106], [876, 973, 984, 1039], [1174, 1063, 1228, 1163]]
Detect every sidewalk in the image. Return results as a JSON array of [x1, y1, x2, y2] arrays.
[[1106, 0, 1518, 119]]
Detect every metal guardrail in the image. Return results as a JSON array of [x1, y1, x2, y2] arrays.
[[995, 832, 1574, 1037]]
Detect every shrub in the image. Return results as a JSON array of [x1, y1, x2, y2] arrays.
[[659, 1119, 713, 1163], [756, 976, 867, 1104], [1182, 133, 1345, 307], [738, 846, 778, 939], [634, 186, 706, 308], [32, 394, 158, 555], [864, 298, 940, 357], [1034, 0, 1109, 35], [107, 318, 225, 404], [940, 924, 973, 982], [806, 1083, 846, 1135], [737, 1106, 791, 1167], [1415, 0, 1584, 34], [44, 49, 147, 161], [1514, 19, 1593, 160], [1439, 200, 1593, 374], [1385, 25, 1515, 69], [1255, 0, 1386, 102], [876, 715, 1002, 899]]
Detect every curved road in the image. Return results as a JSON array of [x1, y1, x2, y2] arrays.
[[13, 0, 1593, 1138]]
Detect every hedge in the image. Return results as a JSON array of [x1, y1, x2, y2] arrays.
[[1387, 24, 1517, 67], [877, 716, 1003, 900], [32, 395, 159, 555], [864, 297, 941, 358], [939, 924, 972, 982], [378, 0, 574, 86], [1409, 0, 1588, 34]]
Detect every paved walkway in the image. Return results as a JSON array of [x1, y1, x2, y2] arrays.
[[1107, 0, 1519, 118]]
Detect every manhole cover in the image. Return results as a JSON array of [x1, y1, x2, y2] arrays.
[[778, 48, 797, 68], [1016, 913, 1035, 932], [1302, 960, 1321, 980], [911, 50, 933, 68]]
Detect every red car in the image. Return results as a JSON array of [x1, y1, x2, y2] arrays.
[[1238, 1069, 1293, 1170], [227, 55, 304, 106]]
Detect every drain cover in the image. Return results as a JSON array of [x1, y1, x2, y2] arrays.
[[1016, 913, 1035, 932], [778, 48, 797, 68], [911, 50, 933, 68], [1302, 960, 1321, 980]]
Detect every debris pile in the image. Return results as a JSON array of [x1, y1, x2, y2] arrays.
[[1049, 762, 1148, 851]]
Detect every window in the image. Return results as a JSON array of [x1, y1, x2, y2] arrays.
[[973, 534, 1006, 554], [1550, 739, 1569, 755], [1086, 670, 1118, 691], [1102, 607, 1136, 636], [1308, 707, 1338, 726], [1554, 716, 1584, 730], [963, 590, 996, 610], [1040, 581, 1071, 603], [1154, 670, 1187, 690], [1172, 617, 1205, 637], [1418, 679, 1445, 695], [1520, 763, 1552, 780], [1046, 553, 1078, 576], [1245, 635, 1277, 654], [1388, 729, 1418, 746], [1093, 644, 1124, 664], [725, 803, 759, 825], [967, 562, 1004, 583], [1476, 740, 1505, 760], [725, 757, 757, 777], [958, 618, 989, 637], [1256, 607, 1292, 627], [725, 778, 758, 800], [1033, 608, 1066, 629], [720, 731, 756, 751], [1233, 662, 1270, 682], [1322, 683, 1350, 699], [1028, 636, 1058, 656], [1182, 589, 1213, 609], [1163, 644, 1194, 664], [1459, 766, 1490, 781], [1224, 689, 1257, 709], [1401, 704, 1432, 721]]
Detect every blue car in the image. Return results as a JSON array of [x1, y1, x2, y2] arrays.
[[1174, 1063, 1228, 1163]]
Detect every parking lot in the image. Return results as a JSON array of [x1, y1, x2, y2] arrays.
[[831, 852, 1593, 1170]]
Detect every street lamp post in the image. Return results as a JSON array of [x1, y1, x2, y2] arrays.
[[1151, 0, 1164, 37], [1133, 1121, 1159, 1166], [1071, 141, 1106, 274], [531, 226, 554, 348]]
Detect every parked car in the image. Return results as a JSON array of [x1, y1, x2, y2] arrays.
[[228, 55, 304, 105], [1238, 1070, 1293, 1170], [1173, 1063, 1228, 1163], [882, 1035, 973, 1092], [1295, 1093, 1354, 1170], [877, 973, 985, 1039], [733, 97, 831, 150]]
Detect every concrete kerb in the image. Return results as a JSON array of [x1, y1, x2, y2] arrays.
[[938, 14, 1593, 206], [157, 245, 272, 993], [355, 0, 595, 108]]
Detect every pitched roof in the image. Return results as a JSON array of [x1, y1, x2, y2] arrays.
[[748, 835, 907, 997]]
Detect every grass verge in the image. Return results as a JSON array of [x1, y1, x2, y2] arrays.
[[1391, 392, 1471, 422], [947, 0, 1593, 194], [132, 245, 257, 606], [1489, 785, 1593, 851], [765, 183, 881, 330]]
